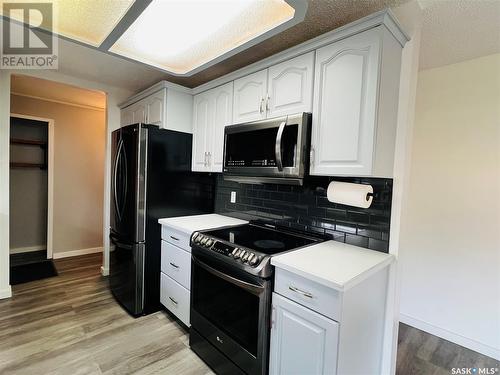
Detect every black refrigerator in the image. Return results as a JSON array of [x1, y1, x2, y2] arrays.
[[110, 123, 214, 316]]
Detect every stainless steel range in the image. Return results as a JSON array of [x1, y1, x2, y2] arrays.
[[189, 222, 324, 375]]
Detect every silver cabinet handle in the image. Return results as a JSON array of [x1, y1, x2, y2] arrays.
[[266, 95, 270, 112], [170, 235, 179, 241], [204, 151, 208, 166], [259, 97, 264, 114], [207, 152, 211, 166], [289, 285, 313, 298], [169, 296, 178, 305], [310, 147, 315, 166], [216, 336, 224, 344], [169, 262, 179, 269]]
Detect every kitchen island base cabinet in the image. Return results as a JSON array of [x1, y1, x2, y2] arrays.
[[270, 293, 339, 375]]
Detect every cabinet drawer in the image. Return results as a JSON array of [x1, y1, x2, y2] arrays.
[[274, 268, 341, 321], [160, 272, 190, 327], [161, 241, 191, 289], [161, 225, 191, 251]]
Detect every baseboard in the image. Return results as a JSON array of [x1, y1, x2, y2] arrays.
[[0, 286, 12, 299], [100, 266, 109, 276], [52, 247, 103, 259], [9, 245, 46, 254], [400, 313, 500, 360]]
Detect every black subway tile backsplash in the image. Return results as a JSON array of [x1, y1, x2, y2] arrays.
[[214, 174, 392, 253]]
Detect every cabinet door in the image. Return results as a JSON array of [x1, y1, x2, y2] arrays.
[[132, 101, 147, 124], [267, 52, 314, 118], [210, 82, 233, 172], [146, 90, 165, 126], [233, 69, 267, 123], [120, 106, 134, 126], [270, 293, 338, 375], [311, 30, 380, 176], [192, 93, 211, 172]]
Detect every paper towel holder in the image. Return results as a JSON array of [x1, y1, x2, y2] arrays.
[[366, 192, 374, 201]]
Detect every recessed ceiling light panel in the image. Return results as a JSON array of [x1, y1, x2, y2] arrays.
[[109, 0, 300, 75]]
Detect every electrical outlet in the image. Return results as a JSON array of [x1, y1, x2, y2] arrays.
[[230, 191, 236, 203]]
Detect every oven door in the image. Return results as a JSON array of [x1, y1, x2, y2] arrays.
[[223, 112, 310, 179], [190, 252, 271, 375]]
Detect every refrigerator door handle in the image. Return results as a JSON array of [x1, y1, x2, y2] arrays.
[[120, 141, 128, 221], [113, 139, 123, 222]]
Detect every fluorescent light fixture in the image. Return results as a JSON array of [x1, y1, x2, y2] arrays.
[[110, 0, 296, 75], [1, 0, 134, 46]]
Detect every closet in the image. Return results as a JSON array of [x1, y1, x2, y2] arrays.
[[9, 116, 49, 265]]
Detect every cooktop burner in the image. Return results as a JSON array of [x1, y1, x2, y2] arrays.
[[205, 223, 319, 255], [191, 222, 325, 278]]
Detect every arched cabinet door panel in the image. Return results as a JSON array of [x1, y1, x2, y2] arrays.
[[233, 69, 268, 123], [192, 93, 211, 172], [311, 30, 380, 176], [267, 52, 314, 118]]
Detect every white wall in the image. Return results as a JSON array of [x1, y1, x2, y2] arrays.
[[399, 53, 500, 360]]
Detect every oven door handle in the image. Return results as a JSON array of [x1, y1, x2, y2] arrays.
[[275, 120, 286, 171], [193, 256, 264, 295]]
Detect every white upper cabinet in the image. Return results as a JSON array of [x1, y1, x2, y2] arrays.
[[120, 85, 193, 134], [311, 30, 379, 176], [192, 82, 233, 172], [120, 106, 134, 126], [145, 90, 165, 126], [267, 52, 314, 118], [192, 93, 211, 172], [211, 83, 233, 172], [132, 101, 147, 124], [310, 27, 402, 177], [232, 52, 314, 123], [233, 69, 268, 123]]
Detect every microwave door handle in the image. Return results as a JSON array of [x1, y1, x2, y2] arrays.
[[275, 121, 286, 171], [192, 256, 264, 295]]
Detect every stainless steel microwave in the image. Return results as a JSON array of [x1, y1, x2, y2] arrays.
[[223, 112, 311, 185]]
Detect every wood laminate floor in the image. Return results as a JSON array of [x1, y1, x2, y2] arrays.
[[0, 254, 497, 375], [0, 253, 212, 375]]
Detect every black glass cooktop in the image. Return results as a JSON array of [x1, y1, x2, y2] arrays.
[[205, 223, 322, 255]]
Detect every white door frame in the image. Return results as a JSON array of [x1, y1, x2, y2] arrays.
[[10, 113, 55, 259]]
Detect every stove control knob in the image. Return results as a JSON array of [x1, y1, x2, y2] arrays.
[[246, 253, 255, 264], [249, 256, 261, 267], [206, 239, 213, 247], [192, 232, 199, 243], [201, 237, 209, 246], [239, 250, 247, 260], [241, 252, 250, 263], [230, 248, 240, 257], [195, 235, 203, 244]]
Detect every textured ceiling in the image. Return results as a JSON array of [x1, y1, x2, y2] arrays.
[[418, 0, 500, 70], [11, 74, 107, 109]]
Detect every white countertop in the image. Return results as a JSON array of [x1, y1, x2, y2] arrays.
[[271, 240, 394, 292], [158, 214, 247, 234]]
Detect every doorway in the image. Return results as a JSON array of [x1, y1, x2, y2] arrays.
[[9, 115, 57, 283]]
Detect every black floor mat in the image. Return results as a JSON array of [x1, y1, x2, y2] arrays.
[[10, 260, 58, 285]]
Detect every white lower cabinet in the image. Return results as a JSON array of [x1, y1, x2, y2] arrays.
[[161, 241, 191, 290], [270, 293, 339, 375], [160, 272, 190, 327]]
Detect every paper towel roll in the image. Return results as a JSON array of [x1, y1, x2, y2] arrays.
[[326, 181, 373, 208]]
